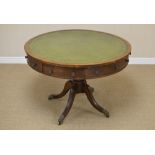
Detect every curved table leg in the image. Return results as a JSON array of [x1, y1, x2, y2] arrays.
[[58, 88, 76, 125], [48, 80, 73, 100], [84, 84, 109, 118], [88, 85, 94, 93]]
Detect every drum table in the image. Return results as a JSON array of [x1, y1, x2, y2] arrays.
[[24, 30, 131, 125]]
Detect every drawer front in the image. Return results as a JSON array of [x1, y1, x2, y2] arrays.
[[115, 57, 129, 70], [84, 57, 129, 79], [42, 65, 54, 76], [26, 55, 129, 80], [84, 64, 115, 79], [42, 64, 85, 79], [27, 56, 42, 73]]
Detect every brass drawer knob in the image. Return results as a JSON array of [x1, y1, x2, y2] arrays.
[[95, 70, 99, 75], [48, 68, 53, 75], [115, 64, 118, 70], [71, 71, 76, 77]]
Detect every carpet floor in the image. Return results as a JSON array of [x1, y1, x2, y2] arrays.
[[0, 64, 155, 129]]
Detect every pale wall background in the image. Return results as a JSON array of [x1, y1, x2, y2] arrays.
[[0, 24, 155, 57]]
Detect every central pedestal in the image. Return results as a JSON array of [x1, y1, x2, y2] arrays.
[[48, 80, 109, 125]]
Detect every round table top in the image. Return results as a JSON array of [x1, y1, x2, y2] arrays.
[[25, 29, 131, 66]]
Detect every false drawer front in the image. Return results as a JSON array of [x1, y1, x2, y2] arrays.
[[84, 57, 129, 79], [25, 55, 129, 80], [42, 65, 53, 76], [84, 64, 115, 78], [27, 56, 42, 73], [42, 64, 85, 79], [115, 56, 129, 70]]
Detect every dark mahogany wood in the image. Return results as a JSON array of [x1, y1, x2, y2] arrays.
[[48, 80, 73, 100], [25, 53, 131, 125], [58, 88, 76, 125], [26, 54, 130, 80], [84, 81, 109, 118], [88, 86, 94, 93], [49, 80, 109, 125], [24, 31, 131, 125], [25, 51, 130, 125]]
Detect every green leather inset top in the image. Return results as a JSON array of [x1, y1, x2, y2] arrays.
[[25, 30, 131, 65]]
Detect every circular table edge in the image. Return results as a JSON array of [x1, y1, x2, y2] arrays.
[[24, 30, 131, 80], [25, 53, 130, 80]]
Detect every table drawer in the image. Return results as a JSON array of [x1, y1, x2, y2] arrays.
[[42, 64, 85, 79], [27, 56, 42, 73]]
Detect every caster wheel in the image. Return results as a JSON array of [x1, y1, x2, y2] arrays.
[[104, 111, 110, 118], [58, 120, 63, 125]]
